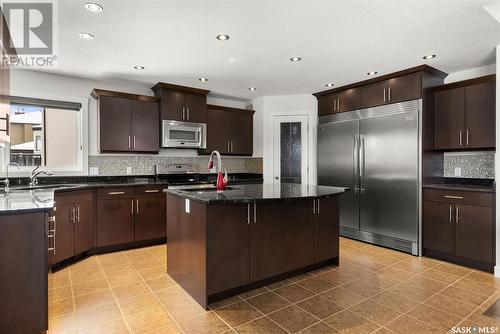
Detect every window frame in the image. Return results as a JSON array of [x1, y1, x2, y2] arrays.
[[4, 90, 88, 176]]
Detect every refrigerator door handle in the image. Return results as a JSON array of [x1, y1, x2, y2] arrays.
[[353, 136, 359, 193], [360, 136, 366, 193]]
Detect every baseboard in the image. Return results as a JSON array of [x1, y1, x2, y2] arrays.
[[494, 266, 500, 278]]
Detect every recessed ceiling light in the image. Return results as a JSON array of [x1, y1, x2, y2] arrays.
[[248, 87, 256, 91], [84, 2, 103, 13], [423, 54, 436, 60], [133, 65, 145, 70], [325, 83, 334, 87], [199, 77, 208, 82], [216, 34, 230, 41], [367, 71, 378, 76], [79, 32, 95, 40], [290, 57, 302, 62]]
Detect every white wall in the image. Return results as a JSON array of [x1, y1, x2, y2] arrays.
[[252, 94, 317, 184], [10, 70, 251, 158], [445, 63, 496, 83]]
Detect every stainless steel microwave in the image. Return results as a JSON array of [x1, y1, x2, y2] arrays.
[[162, 120, 207, 148]]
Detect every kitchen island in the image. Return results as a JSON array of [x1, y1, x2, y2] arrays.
[[165, 183, 346, 308]]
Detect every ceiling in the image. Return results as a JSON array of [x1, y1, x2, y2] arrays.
[[33, 0, 500, 100]]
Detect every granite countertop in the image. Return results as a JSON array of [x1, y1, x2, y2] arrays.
[[423, 178, 495, 193], [165, 183, 348, 203]]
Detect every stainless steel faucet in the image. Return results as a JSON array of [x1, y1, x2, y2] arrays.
[[1, 162, 20, 192], [30, 166, 53, 187]]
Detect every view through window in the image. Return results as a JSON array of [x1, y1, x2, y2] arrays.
[[9, 103, 79, 167]]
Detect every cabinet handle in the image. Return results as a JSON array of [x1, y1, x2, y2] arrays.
[[312, 199, 316, 214], [108, 191, 125, 195], [388, 87, 391, 101], [449, 205, 452, 223], [48, 216, 56, 254], [76, 205, 80, 223], [231, 141, 234, 153], [383, 88, 387, 102], [247, 204, 251, 224], [444, 195, 463, 200], [466, 130, 469, 146], [136, 199, 139, 214], [144, 189, 159, 193], [253, 203, 257, 224], [128, 136, 131, 149], [317, 198, 320, 214], [131, 200, 134, 215], [71, 207, 75, 224], [459, 130, 463, 146], [182, 107, 185, 120], [455, 205, 459, 223], [187, 108, 190, 120], [227, 141, 230, 152], [332, 99, 335, 112], [133, 136, 136, 149]]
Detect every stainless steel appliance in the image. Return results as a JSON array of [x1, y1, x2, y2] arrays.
[[162, 120, 206, 148], [318, 99, 421, 255]]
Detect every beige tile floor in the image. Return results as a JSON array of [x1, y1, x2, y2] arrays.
[[47, 237, 500, 334]]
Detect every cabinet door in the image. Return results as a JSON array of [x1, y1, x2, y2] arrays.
[[337, 88, 361, 112], [74, 201, 94, 255], [205, 108, 230, 153], [250, 202, 285, 282], [160, 90, 184, 121], [99, 96, 132, 152], [386, 73, 421, 104], [284, 200, 314, 271], [207, 203, 250, 295], [361, 81, 387, 108], [423, 201, 454, 255], [318, 94, 335, 116], [135, 195, 166, 241], [184, 93, 207, 123], [50, 204, 74, 264], [455, 204, 493, 263], [314, 197, 339, 263], [434, 87, 465, 150], [230, 112, 253, 155], [465, 82, 495, 149], [131, 100, 160, 152], [96, 198, 134, 247]]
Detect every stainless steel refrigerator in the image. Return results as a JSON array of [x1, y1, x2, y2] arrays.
[[318, 99, 421, 255]]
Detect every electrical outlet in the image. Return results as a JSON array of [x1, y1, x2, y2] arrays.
[[454, 167, 462, 177], [89, 167, 99, 176], [126, 167, 133, 175]]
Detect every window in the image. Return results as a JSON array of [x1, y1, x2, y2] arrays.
[[1, 96, 85, 174]]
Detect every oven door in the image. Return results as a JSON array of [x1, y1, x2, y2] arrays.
[[162, 121, 206, 148]]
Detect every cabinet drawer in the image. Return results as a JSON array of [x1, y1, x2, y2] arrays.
[[55, 189, 94, 206], [97, 187, 135, 199], [423, 189, 493, 207], [134, 185, 167, 196]]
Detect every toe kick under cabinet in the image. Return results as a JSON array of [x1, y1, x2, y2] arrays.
[[423, 188, 495, 272]]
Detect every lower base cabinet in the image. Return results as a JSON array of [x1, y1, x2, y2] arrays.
[[423, 188, 495, 271], [97, 198, 135, 247], [0, 212, 48, 334], [134, 195, 166, 241]]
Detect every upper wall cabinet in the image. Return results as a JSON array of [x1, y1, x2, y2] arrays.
[[204, 105, 254, 156], [433, 75, 495, 150], [314, 65, 447, 117], [92, 89, 160, 153], [151, 82, 209, 123]]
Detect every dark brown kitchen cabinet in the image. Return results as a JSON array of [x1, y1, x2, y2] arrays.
[[50, 190, 94, 265], [434, 87, 465, 150], [361, 73, 421, 108], [0, 212, 49, 334], [250, 202, 285, 282], [433, 75, 495, 150], [314, 197, 339, 263], [207, 203, 250, 295], [97, 197, 135, 247], [318, 89, 361, 116], [318, 94, 336, 116], [134, 194, 166, 241], [423, 188, 495, 272], [285, 199, 314, 271], [151, 82, 209, 123], [93, 89, 160, 153], [205, 105, 254, 155]]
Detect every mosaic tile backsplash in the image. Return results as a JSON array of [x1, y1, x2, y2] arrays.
[[443, 151, 495, 179], [89, 155, 263, 176]]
